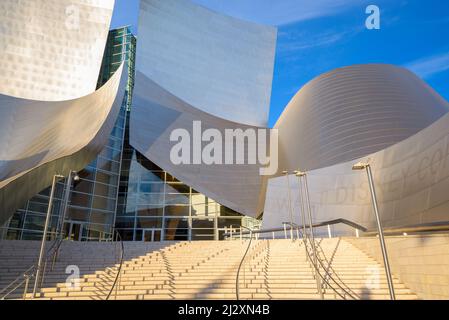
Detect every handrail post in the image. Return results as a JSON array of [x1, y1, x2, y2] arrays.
[[282, 171, 294, 240], [283, 223, 287, 239], [365, 165, 395, 300], [327, 225, 332, 238], [295, 171, 309, 261], [303, 173, 324, 300], [33, 174, 62, 298], [23, 275, 30, 300]]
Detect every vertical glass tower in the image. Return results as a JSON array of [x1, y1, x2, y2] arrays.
[[1, 26, 260, 242]]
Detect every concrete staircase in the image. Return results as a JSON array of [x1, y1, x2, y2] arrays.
[[0, 238, 418, 300]]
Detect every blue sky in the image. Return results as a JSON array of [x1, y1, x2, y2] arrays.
[[111, 0, 449, 127]]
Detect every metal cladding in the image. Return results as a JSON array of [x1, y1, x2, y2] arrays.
[[0, 0, 115, 101], [275, 64, 449, 172], [263, 105, 449, 232], [137, 0, 277, 127], [0, 64, 128, 226], [0, 0, 126, 225], [130, 72, 267, 217], [130, 0, 277, 216]]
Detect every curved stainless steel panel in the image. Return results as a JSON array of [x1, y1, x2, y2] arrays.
[[137, 0, 277, 127], [130, 71, 265, 217], [275, 64, 449, 172], [0, 64, 127, 226], [263, 105, 449, 233], [0, 0, 115, 101]]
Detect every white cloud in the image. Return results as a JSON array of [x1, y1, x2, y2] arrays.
[[405, 52, 449, 79]]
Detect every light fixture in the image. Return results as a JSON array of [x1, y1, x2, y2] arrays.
[[295, 170, 306, 177], [352, 162, 369, 170]]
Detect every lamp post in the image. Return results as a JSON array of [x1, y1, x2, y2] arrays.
[[33, 173, 64, 297], [352, 162, 396, 300], [296, 170, 323, 299], [294, 171, 308, 239], [57, 171, 80, 240], [282, 171, 294, 240]]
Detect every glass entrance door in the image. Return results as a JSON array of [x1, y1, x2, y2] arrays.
[[142, 228, 162, 242], [63, 221, 84, 241]]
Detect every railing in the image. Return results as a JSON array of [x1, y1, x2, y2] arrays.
[[286, 222, 360, 300], [0, 236, 64, 300], [235, 226, 253, 300], [364, 220, 449, 236], [225, 218, 367, 300], [106, 230, 124, 300]]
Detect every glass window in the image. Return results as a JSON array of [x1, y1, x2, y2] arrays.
[[23, 215, 45, 231], [165, 193, 190, 205], [115, 217, 135, 229], [90, 211, 114, 225], [72, 179, 94, 194], [164, 205, 189, 217], [140, 171, 165, 183], [166, 183, 190, 194], [117, 229, 134, 241], [135, 217, 162, 229], [164, 229, 188, 241], [92, 196, 116, 211], [164, 218, 189, 229], [137, 193, 164, 205], [66, 207, 90, 221], [218, 217, 242, 229], [70, 191, 92, 208], [139, 183, 164, 193], [94, 183, 117, 199], [191, 218, 214, 229], [136, 206, 163, 217]]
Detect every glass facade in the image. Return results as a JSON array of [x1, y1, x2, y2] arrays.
[[115, 147, 259, 241], [1, 26, 261, 242]]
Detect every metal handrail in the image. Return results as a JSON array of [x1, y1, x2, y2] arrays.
[[106, 230, 124, 300], [364, 220, 449, 236], [224, 218, 367, 238], [235, 226, 253, 300], [313, 237, 360, 299], [0, 236, 64, 300], [282, 222, 357, 299], [0, 265, 36, 300]]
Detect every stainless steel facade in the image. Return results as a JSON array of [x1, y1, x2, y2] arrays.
[[275, 64, 449, 172], [0, 0, 115, 101], [137, 0, 277, 127], [130, 0, 277, 217], [263, 104, 449, 233], [0, 1, 126, 229]]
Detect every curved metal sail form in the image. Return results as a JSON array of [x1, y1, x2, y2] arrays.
[[130, 0, 277, 217], [275, 64, 449, 172], [263, 105, 449, 232], [136, 0, 277, 127], [131, 71, 267, 217], [0, 64, 128, 225], [0, 0, 126, 225]]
